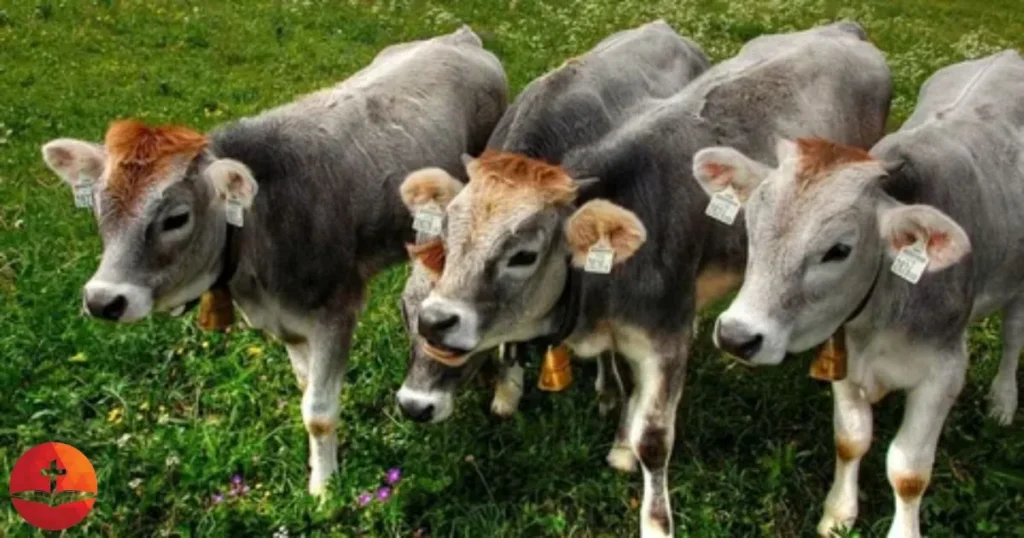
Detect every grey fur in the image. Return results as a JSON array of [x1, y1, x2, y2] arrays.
[[398, 20, 709, 422], [420, 21, 891, 538], [715, 50, 1024, 536]]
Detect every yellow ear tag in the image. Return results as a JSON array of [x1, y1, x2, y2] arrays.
[[810, 328, 847, 381], [538, 344, 573, 392], [197, 289, 235, 332]]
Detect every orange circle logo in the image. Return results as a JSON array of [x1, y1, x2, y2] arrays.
[[9, 442, 97, 531]]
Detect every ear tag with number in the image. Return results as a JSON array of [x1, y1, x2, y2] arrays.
[[412, 203, 444, 237], [73, 175, 94, 209], [584, 237, 615, 274], [225, 196, 245, 227], [890, 239, 929, 284], [705, 186, 741, 225]]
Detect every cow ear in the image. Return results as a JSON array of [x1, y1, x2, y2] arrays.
[[41, 139, 105, 187], [406, 238, 446, 278], [400, 167, 463, 212], [206, 158, 258, 208], [692, 146, 772, 203], [565, 200, 647, 268], [877, 204, 971, 272]]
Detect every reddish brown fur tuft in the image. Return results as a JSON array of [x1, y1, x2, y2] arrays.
[[473, 151, 576, 205], [407, 239, 446, 277], [893, 474, 928, 501], [835, 437, 864, 463], [104, 119, 208, 214], [306, 419, 336, 437], [795, 138, 874, 185]]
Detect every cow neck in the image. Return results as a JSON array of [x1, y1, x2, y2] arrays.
[[212, 222, 241, 292], [534, 258, 583, 348], [844, 254, 882, 325]]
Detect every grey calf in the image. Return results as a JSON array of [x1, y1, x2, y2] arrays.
[[41, 26, 507, 496]]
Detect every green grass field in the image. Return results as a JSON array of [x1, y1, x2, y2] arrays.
[[2, 1, 1024, 536]]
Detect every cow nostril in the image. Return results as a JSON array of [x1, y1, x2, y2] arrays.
[[418, 310, 460, 342], [399, 400, 435, 423], [432, 314, 458, 332], [737, 333, 763, 359], [715, 322, 764, 360], [101, 295, 127, 321]]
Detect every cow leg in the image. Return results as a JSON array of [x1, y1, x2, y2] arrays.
[[627, 337, 688, 538], [303, 311, 357, 497], [491, 347, 524, 418], [597, 352, 621, 417], [818, 379, 873, 537], [607, 384, 638, 473], [885, 349, 966, 538], [285, 341, 310, 392], [989, 298, 1023, 425]]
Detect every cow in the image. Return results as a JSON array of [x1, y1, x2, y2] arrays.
[[395, 20, 709, 424], [396, 172, 631, 423], [697, 50, 1024, 538], [39, 26, 508, 496], [408, 21, 891, 538]]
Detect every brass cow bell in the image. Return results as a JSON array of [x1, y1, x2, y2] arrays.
[[197, 289, 235, 331], [538, 344, 573, 392], [810, 328, 848, 381]]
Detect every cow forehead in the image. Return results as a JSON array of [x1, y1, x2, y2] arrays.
[[753, 139, 883, 235], [102, 119, 208, 216], [448, 152, 575, 248]]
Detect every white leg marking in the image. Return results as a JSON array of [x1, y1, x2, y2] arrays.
[[989, 301, 1022, 425], [884, 350, 965, 538], [285, 342, 310, 392], [607, 386, 638, 473], [302, 317, 356, 498], [490, 363, 524, 418], [818, 380, 873, 537]]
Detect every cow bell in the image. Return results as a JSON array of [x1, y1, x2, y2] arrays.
[[197, 288, 235, 331], [809, 328, 847, 381], [538, 344, 573, 392]]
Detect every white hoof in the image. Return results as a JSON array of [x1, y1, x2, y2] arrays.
[[988, 380, 1017, 426], [606, 444, 638, 473], [817, 513, 855, 537], [490, 394, 518, 418]]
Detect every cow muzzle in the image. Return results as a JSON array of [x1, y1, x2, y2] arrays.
[[82, 280, 153, 322], [713, 309, 787, 365], [396, 385, 454, 423], [416, 296, 479, 364]]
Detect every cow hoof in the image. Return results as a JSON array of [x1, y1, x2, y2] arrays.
[[490, 396, 518, 418], [817, 514, 855, 538], [308, 478, 330, 500], [606, 445, 637, 473], [987, 381, 1017, 426], [640, 518, 672, 538]]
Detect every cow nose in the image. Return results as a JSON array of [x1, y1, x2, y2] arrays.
[[85, 293, 128, 321], [399, 400, 435, 422], [418, 307, 460, 343], [715, 318, 763, 360]]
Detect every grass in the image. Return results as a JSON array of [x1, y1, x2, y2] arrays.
[[2, 0, 1023, 536]]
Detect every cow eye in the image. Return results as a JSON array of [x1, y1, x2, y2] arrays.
[[162, 212, 190, 232], [821, 243, 852, 263], [507, 250, 538, 267]]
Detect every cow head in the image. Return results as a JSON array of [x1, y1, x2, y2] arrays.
[[395, 168, 485, 422], [41, 120, 258, 322], [408, 152, 645, 365], [693, 138, 970, 364]]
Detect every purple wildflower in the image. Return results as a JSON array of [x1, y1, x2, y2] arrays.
[[376, 486, 392, 502], [385, 467, 402, 485], [231, 474, 243, 486], [357, 491, 373, 506], [211, 492, 224, 504]]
